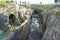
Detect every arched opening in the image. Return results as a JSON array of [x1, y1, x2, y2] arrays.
[[9, 14, 16, 25]]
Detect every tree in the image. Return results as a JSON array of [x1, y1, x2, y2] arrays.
[[40, 2, 42, 4], [25, 1, 26, 4], [11, 0, 14, 2], [55, 0, 57, 3], [6, 0, 14, 3], [28, 1, 29, 4], [20, 1, 21, 4]]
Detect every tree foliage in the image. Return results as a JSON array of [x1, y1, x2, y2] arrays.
[[6, 0, 14, 3]]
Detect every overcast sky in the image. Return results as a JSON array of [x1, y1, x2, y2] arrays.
[[16, 0, 55, 4], [16, 0, 42, 4], [0, 0, 55, 4]]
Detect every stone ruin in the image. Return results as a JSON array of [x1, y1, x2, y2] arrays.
[[0, 5, 33, 33]]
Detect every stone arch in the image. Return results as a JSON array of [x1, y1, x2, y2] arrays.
[[9, 14, 16, 25]]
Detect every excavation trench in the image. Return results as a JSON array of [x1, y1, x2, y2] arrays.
[[6, 9, 49, 40], [11, 14, 47, 40]]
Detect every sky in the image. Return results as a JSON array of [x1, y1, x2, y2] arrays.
[[0, 0, 55, 4], [16, 0, 55, 4], [42, 0, 55, 4], [16, 0, 42, 4]]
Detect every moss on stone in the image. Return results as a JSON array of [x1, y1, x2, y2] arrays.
[[56, 11, 60, 16], [0, 31, 9, 40]]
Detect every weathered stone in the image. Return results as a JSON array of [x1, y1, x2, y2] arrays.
[[0, 13, 10, 31], [41, 13, 60, 40]]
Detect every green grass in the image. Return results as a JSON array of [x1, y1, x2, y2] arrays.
[[35, 4, 54, 10], [0, 31, 9, 40], [56, 11, 60, 16], [26, 4, 54, 10]]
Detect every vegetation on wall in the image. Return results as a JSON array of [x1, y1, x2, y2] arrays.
[[56, 11, 60, 16], [0, 31, 9, 40], [18, 12, 24, 23]]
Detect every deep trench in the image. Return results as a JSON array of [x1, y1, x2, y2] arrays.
[[27, 11, 47, 40], [9, 10, 47, 40]]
